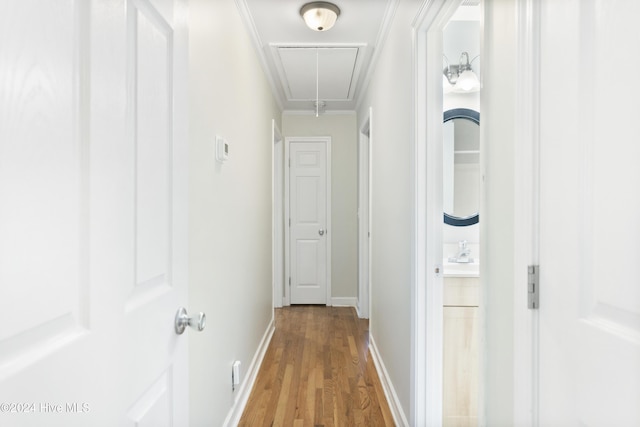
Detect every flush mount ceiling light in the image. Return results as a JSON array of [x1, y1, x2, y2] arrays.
[[300, 2, 341, 32], [443, 52, 480, 93]]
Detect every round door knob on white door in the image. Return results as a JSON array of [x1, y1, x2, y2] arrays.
[[319, 229, 325, 236], [174, 307, 206, 335]]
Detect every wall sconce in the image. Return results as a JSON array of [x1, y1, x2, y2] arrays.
[[300, 2, 340, 32], [443, 52, 480, 93]]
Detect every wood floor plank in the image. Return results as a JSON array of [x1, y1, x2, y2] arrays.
[[274, 364, 293, 425], [238, 306, 395, 426]]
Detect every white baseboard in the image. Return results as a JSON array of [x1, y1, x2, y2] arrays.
[[222, 316, 275, 427], [354, 299, 370, 319], [369, 335, 410, 427], [331, 297, 357, 307]]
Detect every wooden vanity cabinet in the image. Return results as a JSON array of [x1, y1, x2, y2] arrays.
[[443, 277, 479, 427]]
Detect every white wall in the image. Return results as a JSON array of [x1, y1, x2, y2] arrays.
[[188, 0, 281, 424], [281, 113, 358, 301], [443, 20, 481, 81], [356, 0, 424, 418]]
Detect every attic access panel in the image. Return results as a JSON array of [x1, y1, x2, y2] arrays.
[[276, 47, 359, 101]]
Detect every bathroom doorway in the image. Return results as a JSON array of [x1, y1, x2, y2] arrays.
[[441, 4, 482, 426], [411, 0, 482, 424]]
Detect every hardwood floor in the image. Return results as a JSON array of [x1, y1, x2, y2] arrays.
[[239, 306, 395, 426]]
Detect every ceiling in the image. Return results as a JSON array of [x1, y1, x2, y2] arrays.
[[236, 0, 396, 113]]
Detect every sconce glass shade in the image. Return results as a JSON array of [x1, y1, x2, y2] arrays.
[[300, 2, 340, 32], [443, 52, 480, 93], [453, 69, 480, 92]]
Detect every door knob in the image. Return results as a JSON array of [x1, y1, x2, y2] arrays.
[[319, 229, 325, 236], [175, 307, 206, 334]]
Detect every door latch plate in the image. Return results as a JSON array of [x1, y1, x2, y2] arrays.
[[528, 265, 539, 309]]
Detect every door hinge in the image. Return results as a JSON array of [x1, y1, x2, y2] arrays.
[[288, 158, 291, 167], [528, 265, 539, 309], [288, 277, 291, 287], [289, 218, 291, 227]]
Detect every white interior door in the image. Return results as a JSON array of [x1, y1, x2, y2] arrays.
[[0, 0, 190, 425], [287, 138, 330, 305], [537, 0, 640, 424]]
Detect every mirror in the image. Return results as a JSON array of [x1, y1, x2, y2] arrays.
[[443, 108, 480, 226]]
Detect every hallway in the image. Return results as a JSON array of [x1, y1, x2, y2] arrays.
[[3, 0, 640, 425], [239, 306, 394, 426]]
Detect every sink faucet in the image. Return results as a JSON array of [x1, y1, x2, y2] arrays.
[[448, 240, 473, 263], [457, 240, 471, 258]]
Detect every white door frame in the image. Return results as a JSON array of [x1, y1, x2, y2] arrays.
[[284, 136, 332, 306], [272, 119, 284, 308], [412, 0, 470, 425], [357, 108, 372, 319], [475, 0, 539, 424], [511, 0, 540, 424]]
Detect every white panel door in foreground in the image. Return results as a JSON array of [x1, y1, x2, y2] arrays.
[[0, 0, 190, 425]]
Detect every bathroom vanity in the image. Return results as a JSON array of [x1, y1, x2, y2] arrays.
[[443, 268, 479, 427]]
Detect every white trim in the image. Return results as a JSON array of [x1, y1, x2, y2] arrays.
[[512, 0, 541, 425], [282, 109, 357, 116], [357, 109, 372, 320], [369, 335, 410, 427], [412, 1, 465, 426], [269, 43, 367, 103], [355, 0, 400, 111], [272, 119, 284, 309], [222, 317, 275, 427], [284, 139, 290, 307], [331, 297, 357, 307], [367, 108, 373, 329], [284, 136, 332, 306], [233, 0, 284, 110]]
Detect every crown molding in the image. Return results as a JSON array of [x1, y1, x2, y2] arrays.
[[282, 109, 357, 116], [234, 0, 285, 110], [355, 0, 400, 111]]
